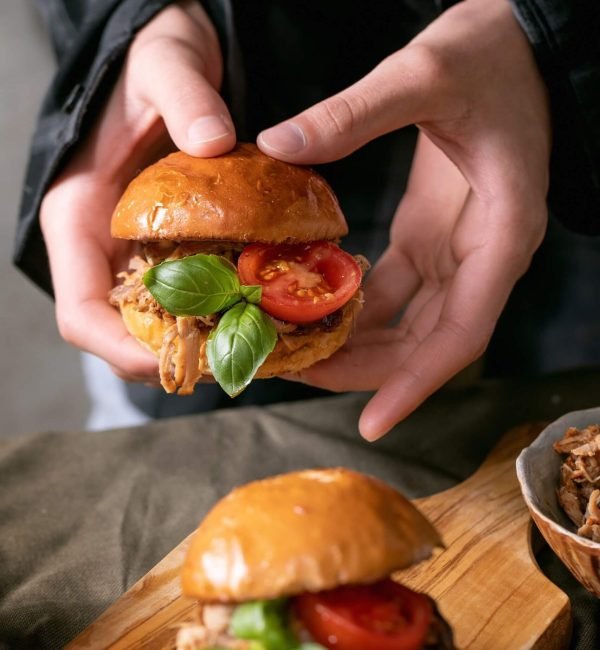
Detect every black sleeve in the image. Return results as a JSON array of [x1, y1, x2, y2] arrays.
[[34, 1, 124, 62], [509, 0, 600, 235], [13, 0, 178, 296]]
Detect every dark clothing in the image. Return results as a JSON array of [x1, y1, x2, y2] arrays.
[[13, 0, 600, 296], [11, 0, 600, 414], [509, 0, 600, 236]]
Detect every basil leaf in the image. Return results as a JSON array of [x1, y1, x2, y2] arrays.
[[240, 284, 262, 305], [207, 303, 277, 397], [143, 254, 241, 316], [230, 599, 297, 650], [297, 645, 328, 650]]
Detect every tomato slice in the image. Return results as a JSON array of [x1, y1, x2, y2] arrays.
[[237, 241, 361, 324], [294, 580, 433, 650]]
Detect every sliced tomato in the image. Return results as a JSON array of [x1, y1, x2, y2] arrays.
[[294, 580, 432, 650], [237, 241, 361, 324]]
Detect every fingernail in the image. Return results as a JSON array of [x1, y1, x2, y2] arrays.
[[187, 115, 232, 145], [359, 416, 387, 443], [258, 122, 306, 155]]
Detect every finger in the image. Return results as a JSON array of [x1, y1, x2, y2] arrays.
[[358, 246, 420, 330], [289, 282, 444, 392], [284, 328, 410, 391], [42, 196, 159, 380], [358, 243, 523, 441], [65, 298, 159, 378], [398, 281, 445, 331], [56, 280, 159, 380], [257, 51, 430, 164], [360, 135, 468, 331], [132, 35, 235, 156]]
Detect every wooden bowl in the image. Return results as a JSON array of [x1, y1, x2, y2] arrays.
[[516, 408, 600, 598]]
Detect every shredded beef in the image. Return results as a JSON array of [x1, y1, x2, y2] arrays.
[[554, 424, 600, 542], [176, 604, 249, 650], [159, 324, 178, 393], [108, 255, 162, 315], [175, 316, 205, 395]]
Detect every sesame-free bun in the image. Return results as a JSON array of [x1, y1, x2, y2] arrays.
[[181, 468, 443, 603], [111, 143, 348, 243], [120, 295, 361, 378]]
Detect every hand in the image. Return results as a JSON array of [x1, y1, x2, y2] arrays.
[[40, 1, 235, 382], [258, 0, 551, 440]]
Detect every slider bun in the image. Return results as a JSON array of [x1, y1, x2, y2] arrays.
[[111, 143, 348, 243], [119, 297, 361, 378], [181, 468, 443, 602]]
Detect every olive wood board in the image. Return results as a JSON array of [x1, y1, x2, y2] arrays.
[[67, 422, 572, 650]]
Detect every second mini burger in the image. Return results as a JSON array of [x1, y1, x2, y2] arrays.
[[176, 468, 455, 650]]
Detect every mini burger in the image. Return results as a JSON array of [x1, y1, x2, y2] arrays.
[[176, 468, 455, 650], [109, 143, 367, 397]]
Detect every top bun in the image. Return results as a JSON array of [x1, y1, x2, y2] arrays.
[[111, 143, 348, 243], [181, 468, 442, 602]]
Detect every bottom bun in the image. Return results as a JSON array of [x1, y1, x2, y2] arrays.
[[121, 296, 361, 378]]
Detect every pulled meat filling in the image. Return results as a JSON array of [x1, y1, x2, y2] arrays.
[[554, 424, 600, 542], [109, 251, 215, 396], [109, 243, 363, 395], [177, 604, 250, 650]]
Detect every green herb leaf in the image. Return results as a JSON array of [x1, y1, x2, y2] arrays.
[[142, 254, 241, 316], [248, 642, 268, 650], [296, 645, 328, 650], [207, 303, 277, 397], [230, 599, 297, 650], [240, 284, 262, 304]]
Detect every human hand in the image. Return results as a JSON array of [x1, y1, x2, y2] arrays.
[[40, 1, 235, 382], [258, 0, 551, 439]]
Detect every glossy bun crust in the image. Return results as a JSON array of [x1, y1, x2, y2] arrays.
[[111, 143, 348, 242], [181, 468, 443, 602], [120, 296, 361, 378]]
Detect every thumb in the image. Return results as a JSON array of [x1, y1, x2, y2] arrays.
[[133, 36, 236, 157], [257, 53, 428, 164]]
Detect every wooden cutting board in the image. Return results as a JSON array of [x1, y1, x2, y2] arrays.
[[67, 423, 572, 650]]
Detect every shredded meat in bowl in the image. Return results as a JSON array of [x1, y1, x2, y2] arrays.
[[554, 424, 600, 542]]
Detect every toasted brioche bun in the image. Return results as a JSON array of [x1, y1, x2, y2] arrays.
[[120, 296, 361, 378], [111, 143, 348, 242], [181, 468, 442, 602]]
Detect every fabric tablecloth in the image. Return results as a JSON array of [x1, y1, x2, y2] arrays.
[[1, 367, 600, 649]]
